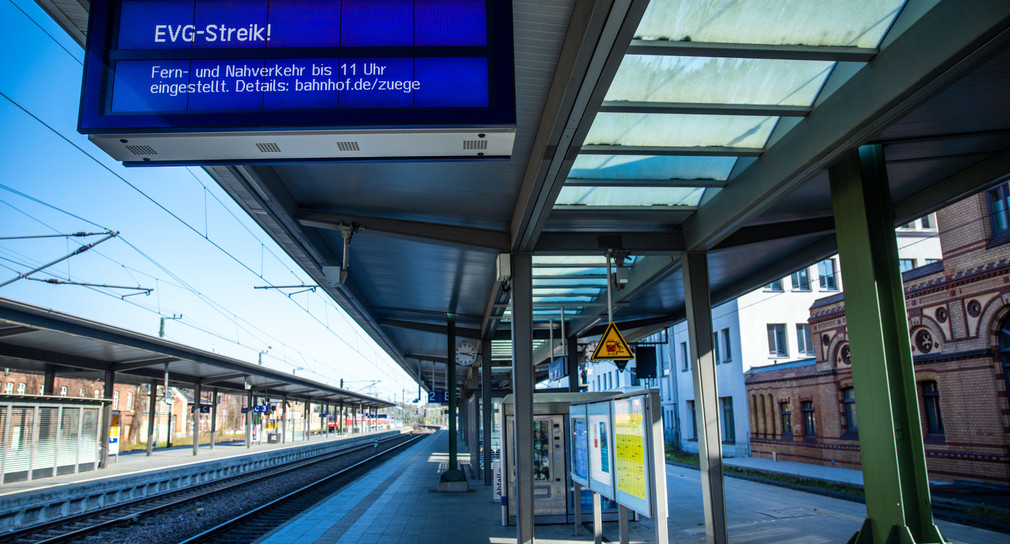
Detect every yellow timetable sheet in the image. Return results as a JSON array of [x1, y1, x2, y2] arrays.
[[614, 398, 647, 501]]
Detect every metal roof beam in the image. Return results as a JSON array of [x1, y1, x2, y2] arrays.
[[893, 147, 1010, 224], [296, 208, 510, 251], [113, 357, 179, 371], [0, 344, 110, 372], [381, 319, 481, 340], [626, 40, 877, 62], [681, 0, 1010, 252], [713, 217, 836, 249], [580, 145, 762, 157], [510, 0, 652, 252], [599, 101, 810, 117], [563, 178, 727, 188], [0, 325, 37, 338], [535, 232, 685, 254]]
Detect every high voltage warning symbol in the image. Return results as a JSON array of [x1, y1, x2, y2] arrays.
[[591, 322, 634, 361]]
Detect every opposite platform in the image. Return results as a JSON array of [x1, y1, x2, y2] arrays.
[[260, 430, 1007, 544]]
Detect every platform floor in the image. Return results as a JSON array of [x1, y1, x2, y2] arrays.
[[259, 430, 1007, 544], [0, 429, 379, 499]]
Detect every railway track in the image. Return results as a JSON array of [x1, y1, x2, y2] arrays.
[[0, 431, 426, 544], [179, 433, 428, 544]]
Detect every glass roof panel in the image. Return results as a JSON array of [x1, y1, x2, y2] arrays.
[[607, 56, 833, 106], [533, 255, 608, 266], [569, 154, 737, 180], [585, 112, 776, 149], [533, 267, 607, 276], [533, 278, 608, 287], [555, 186, 705, 207], [533, 288, 602, 296], [534, 296, 596, 304], [636, 0, 905, 48]]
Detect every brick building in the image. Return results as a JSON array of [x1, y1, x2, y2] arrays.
[[745, 187, 1010, 485]]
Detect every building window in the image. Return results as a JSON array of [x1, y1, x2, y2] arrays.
[[126, 392, 134, 409], [3, 382, 12, 394], [17, 383, 26, 395], [921, 213, 935, 229], [801, 401, 816, 439], [791, 268, 811, 291], [720, 397, 735, 443], [113, 390, 120, 410], [687, 401, 697, 440], [712, 332, 720, 363], [765, 278, 784, 291], [921, 381, 944, 435], [899, 259, 916, 272], [767, 324, 788, 357], [780, 402, 792, 439], [987, 182, 1010, 237], [721, 329, 732, 363], [841, 388, 857, 438], [999, 317, 1010, 412], [795, 324, 814, 357], [60, 386, 68, 396], [818, 259, 838, 290], [681, 341, 689, 371]]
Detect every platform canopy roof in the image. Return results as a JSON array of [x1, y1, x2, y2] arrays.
[[0, 297, 393, 409], [38, 0, 1010, 394]]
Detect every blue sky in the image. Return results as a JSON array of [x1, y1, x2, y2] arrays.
[[0, 0, 419, 403]]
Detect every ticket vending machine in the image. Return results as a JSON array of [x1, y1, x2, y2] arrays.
[[500, 392, 617, 524]]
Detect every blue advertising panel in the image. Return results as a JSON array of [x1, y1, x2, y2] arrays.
[[548, 356, 566, 382], [79, 0, 514, 133], [569, 404, 589, 488]]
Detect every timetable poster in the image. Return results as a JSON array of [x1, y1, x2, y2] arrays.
[[614, 397, 648, 502], [587, 409, 614, 499], [572, 417, 589, 483]]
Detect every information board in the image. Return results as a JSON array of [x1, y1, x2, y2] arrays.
[[569, 405, 588, 487], [586, 401, 614, 499], [613, 395, 651, 516], [79, 0, 515, 133]]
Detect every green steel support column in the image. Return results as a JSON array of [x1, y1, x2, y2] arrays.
[[441, 313, 465, 482], [829, 145, 946, 544], [682, 251, 728, 544]]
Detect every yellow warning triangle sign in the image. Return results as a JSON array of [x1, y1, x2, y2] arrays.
[[591, 322, 634, 361]]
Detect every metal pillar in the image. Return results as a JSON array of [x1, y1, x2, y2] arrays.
[[245, 389, 252, 448], [511, 252, 534, 544], [481, 337, 493, 485], [304, 401, 310, 441], [193, 381, 201, 456], [828, 145, 945, 544], [442, 313, 466, 480], [682, 251, 728, 544], [99, 369, 114, 468], [43, 366, 56, 396], [282, 397, 289, 443], [210, 388, 218, 449], [567, 333, 580, 392], [146, 379, 157, 455]]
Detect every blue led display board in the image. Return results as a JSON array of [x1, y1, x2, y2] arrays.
[[79, 0, 515, 133]]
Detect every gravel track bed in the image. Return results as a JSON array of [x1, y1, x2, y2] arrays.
[[78, 432, 426, 544]]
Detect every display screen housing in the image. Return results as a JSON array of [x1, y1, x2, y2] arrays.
[[79, 0, 515, 134]]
